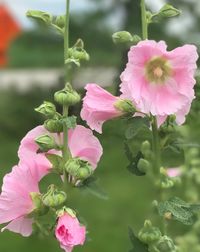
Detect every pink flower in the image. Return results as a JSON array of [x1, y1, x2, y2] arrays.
[[81, 83, 123, 133], [120, 40, 198, 123], [19, 125, 102, 170], [0, 160, 47, 236], [55, 212, 86, 252], [167, 168, 182, 178]]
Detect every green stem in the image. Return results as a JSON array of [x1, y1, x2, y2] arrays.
[[151, 116, 161, 174], [141, 0, 148, 40], [62, 0, 70, 183]]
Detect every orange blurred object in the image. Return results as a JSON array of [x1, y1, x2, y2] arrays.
[[0, 4, 21, 67]]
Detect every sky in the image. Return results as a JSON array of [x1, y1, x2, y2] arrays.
[[2, 0, 165, 28]]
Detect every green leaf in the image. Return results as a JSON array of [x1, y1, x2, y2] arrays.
[[158, 197, 200, 225], [128, 227, 148, 252], [26, 10, 53, 24], [125, 117, 150, 140], [63, 116, 77, 129], [124, 142, 146, 176], [161, 142, 185, 167], [77, 177, 108, 200]]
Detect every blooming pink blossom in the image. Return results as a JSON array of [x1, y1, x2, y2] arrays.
[[18, 125, 102, 170], [120, 40, 198, 124], [167, 168, 182, 178], [55, 212, 86, 252], [0, 160, 47, 236], [81, 83, 123, 133]]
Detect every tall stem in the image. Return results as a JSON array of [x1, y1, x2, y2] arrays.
[[62, 0, 70, 163], [141, 0, 148, 40], [151, 116, 161, 175]]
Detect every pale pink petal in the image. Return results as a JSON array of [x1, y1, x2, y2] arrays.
[[81, 83, 122, 133], [1, 216, 33, 237], [68, 125, 103, 169], [167, 168, 182, 178]]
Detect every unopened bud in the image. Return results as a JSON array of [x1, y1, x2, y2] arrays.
[[54, 83, 81, 106], [149, 235, 176, 252], [65, 158, 93, 180], [35, 101, 56, 118], [55, 15, 65, 28], [44, 118, 63, 133], [112, 31, 133, 44], [141, 141, 151, 159], [35, 134, 57, 152], [114, 99, 136, 114], [68, 48, 90, 62], [138, 158, 151, 173], [158, 4, 181, 18], [42, 185, 67, 207], [138, 220, 162, 244]]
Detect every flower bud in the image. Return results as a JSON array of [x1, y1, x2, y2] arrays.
[[35, 101, 56, 118], [30, 192, 49, 216], [44, 118, 63, 133], [68, 48, 90, 62], [54, 83, 81, 106], [141, 141, 152, 159], [55, 15, 65, 28], [112, 31, 133, 44], [149, 235, 176, 252], [138, 158, 151, 173], [114, 99, 136, 114], [65, 158, 93, 181], [35, 134, 57, 152], [42, 185, 67, 208], [159, 4, 181, 18], [138, 220, 162, 244]]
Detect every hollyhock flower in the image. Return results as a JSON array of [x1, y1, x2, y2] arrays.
[[55, 211, 86, 252], [167, 168, 182, 178], [120, 40, 198, 124], [81, 83, 135, 133], [18, 125, 102, 170], [0, 160, 47, 236]]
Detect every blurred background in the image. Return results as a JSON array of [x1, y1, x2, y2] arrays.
[[0, 0, 200, 251]]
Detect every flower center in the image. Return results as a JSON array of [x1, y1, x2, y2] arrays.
[[145, 57, 172, 84]]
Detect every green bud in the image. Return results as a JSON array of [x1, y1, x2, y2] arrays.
[[138, 220, 162, 244], [65, 158, 93, 180], [35, 101, 56, 118], [42, 185, 67, 208], [30, 192, 49, 216], [159, 168, 175, 189], [138, 158, 151, 173], [149, 235, 176, 252], [56, 207, 76, 218], [54, 83, 81, 106], [35, 134, 57, 152], [26, 10, 53, 24], [55, 15, 65, 28], [114, 99, 136, 114], [159, 4, 181, 18], [141, 141, 151, 158], [112, 31, 133, 44], [44, 118, 63, 133], [68, 48, 90, 62]]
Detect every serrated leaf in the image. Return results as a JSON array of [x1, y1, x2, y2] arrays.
[[128, 227, 148, 252], [125, 117, 150, 140], [124, 142, 145, 176], [161, 143, 185, 167], [158, 197, 200, 225], [78, 177, 108, 200]]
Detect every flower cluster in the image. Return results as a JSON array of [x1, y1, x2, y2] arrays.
[[0, 124, 102, 251], [81, 40, 198, 132]]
